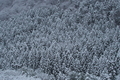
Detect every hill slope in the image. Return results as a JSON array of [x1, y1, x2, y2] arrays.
[[0, 0, 120, 80]]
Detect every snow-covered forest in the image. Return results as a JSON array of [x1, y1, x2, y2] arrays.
[[0, 0, 120, 80]]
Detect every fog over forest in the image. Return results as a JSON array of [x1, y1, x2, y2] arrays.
[[0, 0, 120, 80]]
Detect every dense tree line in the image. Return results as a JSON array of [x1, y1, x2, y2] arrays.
[[0, 0, 120, 80]]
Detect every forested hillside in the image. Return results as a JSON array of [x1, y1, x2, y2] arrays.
[[0, 0, 120, 80]]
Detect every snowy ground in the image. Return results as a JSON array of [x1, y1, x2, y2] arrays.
[[1, 69, 117, 80], [0, 69, 41, 80]]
